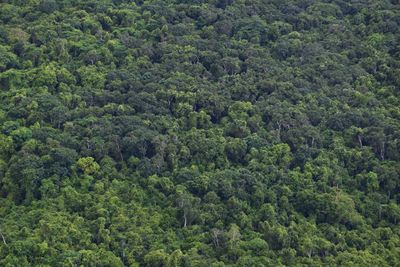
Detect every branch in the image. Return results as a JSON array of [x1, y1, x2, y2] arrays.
[[0, 231, 7, 245]]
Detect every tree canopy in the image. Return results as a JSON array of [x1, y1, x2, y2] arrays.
[[0, 0, 400, 266]]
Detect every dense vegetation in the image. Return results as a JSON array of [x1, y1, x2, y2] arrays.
[[0, 0, 400, 266]]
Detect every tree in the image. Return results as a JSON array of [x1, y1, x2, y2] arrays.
[[77, 157, 100, 175], [175, 185, 201, 228], [144, 249, 168, 267]]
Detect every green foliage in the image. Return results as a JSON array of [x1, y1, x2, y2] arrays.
[[0, 0, 400, 265], [77, 157, 100, 175]]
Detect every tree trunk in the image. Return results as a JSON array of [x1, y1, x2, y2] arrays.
[[183, 213, 187, 228], [358, 135, 363, 148]]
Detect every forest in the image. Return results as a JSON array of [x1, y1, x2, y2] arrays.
[[0, 0, 400, 266]]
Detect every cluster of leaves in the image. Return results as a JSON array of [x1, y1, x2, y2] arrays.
[[0, 0, 400, 266]]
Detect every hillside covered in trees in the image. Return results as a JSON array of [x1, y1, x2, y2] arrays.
[[0, 0, 400, 266]]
